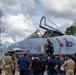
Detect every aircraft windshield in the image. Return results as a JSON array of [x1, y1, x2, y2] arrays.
[[27, 30, 42, 39]]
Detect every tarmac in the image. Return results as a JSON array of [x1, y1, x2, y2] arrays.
[[2, 71, 19, 75]]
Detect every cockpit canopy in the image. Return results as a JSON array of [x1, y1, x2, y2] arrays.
[[27, 29, 63, 39], [28, 16, 64, 39]]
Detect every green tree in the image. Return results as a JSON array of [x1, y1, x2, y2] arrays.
[[65, 22, 76, 35]]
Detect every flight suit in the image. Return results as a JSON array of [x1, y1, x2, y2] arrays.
[[4, 56, 13, 75]]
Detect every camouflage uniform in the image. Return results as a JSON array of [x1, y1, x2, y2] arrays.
[[64, 59, 75, 75], [4, 56, 13, 75]]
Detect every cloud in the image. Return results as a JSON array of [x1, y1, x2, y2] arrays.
[[19, 0, 38, 16], [2, 14, 36, 42], [0, 0, 20, 14], [1, 0, 76, 19], [0, 0, 37, 15], [0, 0, 76, 46], [20, 0, 36, 9], [0, 0, 38, 45], [41, 0, 76, 19]]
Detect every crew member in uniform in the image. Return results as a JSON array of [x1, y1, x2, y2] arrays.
[[12, 54, 17, 75], [47, 38, 54, 56], [4, 53, 14, 75], [45, 45, 49, 56]]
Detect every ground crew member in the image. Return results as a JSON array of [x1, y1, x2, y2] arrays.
[[46, 55, 58, 75], [63, 55, 75, 75], [47, 38, 54, 56], [72, 53, 76, 75], [45, 45, 49, 56], [4, 53, 14, 75], [58, 55, 65, 75], [17, 53, 32, 75], [0, 57, 5, 75], [12, 54, 17, 75], [32, 55, 42, 75], [41, 54, 48, 75]]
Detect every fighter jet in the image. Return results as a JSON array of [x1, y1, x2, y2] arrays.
[[7, 16, 76, 57]]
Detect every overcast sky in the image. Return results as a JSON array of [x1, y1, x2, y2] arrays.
[[0, 0, 76, 45]]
